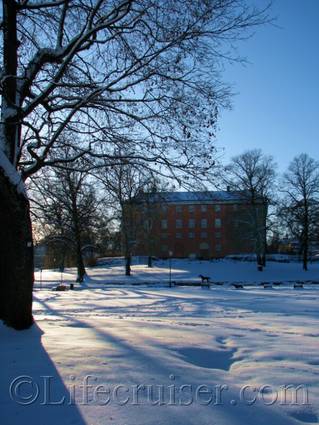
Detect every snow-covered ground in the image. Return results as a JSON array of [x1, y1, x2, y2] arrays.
[[1, 260, 319, 425], [34, 258, 319, 288]]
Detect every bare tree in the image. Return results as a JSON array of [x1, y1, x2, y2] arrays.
[[279, 153, 319, 271], [30, 164, 100, 281], [136, 182, 164, 268], [223, 149, 277, 268], [95, 160, 157, 275], [0, 0, 270, 328]]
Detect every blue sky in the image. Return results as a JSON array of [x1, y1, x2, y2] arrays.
[[216, 0, 319, 171]]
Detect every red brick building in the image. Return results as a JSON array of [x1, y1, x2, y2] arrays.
[[129, 190, 266, 259]]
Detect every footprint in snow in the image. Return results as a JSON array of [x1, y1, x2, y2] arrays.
[[176, 346, 237, 371]]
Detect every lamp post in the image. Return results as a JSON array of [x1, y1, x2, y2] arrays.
[[168, 250, 173, 287]]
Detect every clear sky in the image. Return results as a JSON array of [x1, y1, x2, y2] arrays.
[[216, 0, 319, 172]]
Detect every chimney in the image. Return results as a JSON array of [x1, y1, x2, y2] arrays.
[[226, 185, 231, 192]]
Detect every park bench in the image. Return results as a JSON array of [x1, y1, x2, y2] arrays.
[[231, 283, 244, 289]]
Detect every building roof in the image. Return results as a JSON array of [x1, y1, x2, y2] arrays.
[[134, 190, 262, 204]]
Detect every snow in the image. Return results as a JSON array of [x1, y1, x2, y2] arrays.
[[1, 260, 319, 424], [0, 149, 26, 195], [34, 258, 319, 288]]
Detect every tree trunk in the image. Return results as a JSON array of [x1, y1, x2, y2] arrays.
[[125, 255, 131, 276], [148, 255, 153, 268], [254, 202, 267, 270], [0, 0, 33, 329], [261, 230, 267, 267], [74, 228, 85, 283], [261, 253, 266, 267], [0, 171, 34, 329], [71, 197, 86, 283], [75, 239, 86, 283], [302, 242, 308, 271], [303, 204, 309, 271], [256, 253, 263, 271], [2, 0, 18, 163], [262, 201, 268, 267]]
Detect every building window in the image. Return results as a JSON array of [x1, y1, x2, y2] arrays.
[[215, 218, 221, 228], [144, 219, 152, 230], [176, 205, 182, 213], [176, 219, 183, 229], [233, 204, 238, 211], [161, 233, 168, 239], [189, 232, 195, 239], [215, 204, 221, 212], [161, 219, 168, 230], [188, 219, 195, 228], [188, 205, 195, 213], [215, 232, 221, 238], [200, 232, 207, 239], [176, 232, 182, 239], [201, 205, 207, 212], [215, 244, 222, 252], [161, 205, 168, 213], [201, 218, 207, 228], [161, 245, 168, 252]]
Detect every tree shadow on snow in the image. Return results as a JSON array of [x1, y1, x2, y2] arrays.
[[0, 322, 87, 425], [31, 297, 296, 425]]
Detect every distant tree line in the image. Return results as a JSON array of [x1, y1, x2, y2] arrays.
[[223, 149, 319, 271]]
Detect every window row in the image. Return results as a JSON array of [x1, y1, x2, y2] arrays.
[[162, 204, 238, 213], [161, 204, 238, 214], [172, 204, 221, 213], [161, 218, 221, 229], [161, 232, 221, 239], [161, 244, 222, 252]]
